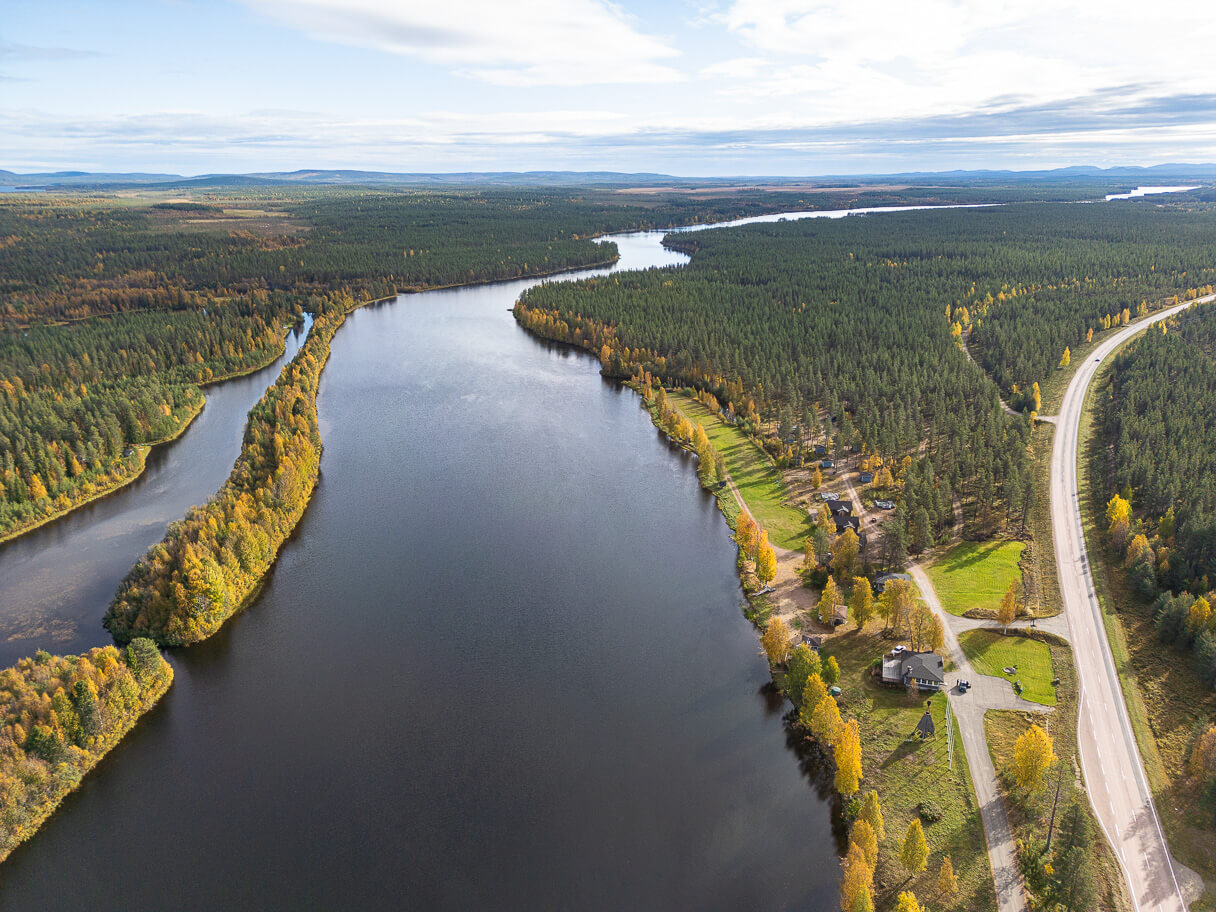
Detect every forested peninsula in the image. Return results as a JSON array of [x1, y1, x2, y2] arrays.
[[0, 640, 172, 862], [104, 294, 349, 644]]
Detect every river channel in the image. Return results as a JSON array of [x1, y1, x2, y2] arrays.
[[0, 206, 972, 909]]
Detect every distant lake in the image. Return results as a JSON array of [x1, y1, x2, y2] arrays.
[[1104, 185, 1199, 200]]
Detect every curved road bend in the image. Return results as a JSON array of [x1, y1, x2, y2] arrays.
[[1052, 293, 1214, 912]]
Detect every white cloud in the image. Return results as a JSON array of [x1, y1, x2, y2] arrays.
[[4, 91, 1215, 175], [708, 0, 1216, 123], [241, 0, 683, 86]]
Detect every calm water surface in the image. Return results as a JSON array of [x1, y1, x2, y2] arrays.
[[0, 320, 310, 666], [0, 223, 843, 910]]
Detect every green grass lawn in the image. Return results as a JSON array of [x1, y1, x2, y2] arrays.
[[926, 539, 1026, 617], [959, 629, 1056, 705], [827, 626, 995, 910], [669, 392, 810, 549]]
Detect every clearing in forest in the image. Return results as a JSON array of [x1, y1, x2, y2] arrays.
[[668, 392, 810, 549], [926, 540, 1025, 617]]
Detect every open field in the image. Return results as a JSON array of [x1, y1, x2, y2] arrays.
[[925, 540, 1026, 617], [959, 629, 1057, 706], [669, 392, 810, 549]]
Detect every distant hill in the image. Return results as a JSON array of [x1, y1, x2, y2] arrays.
[[0, 168, 685, 190], [2, 164, 1215, 191]]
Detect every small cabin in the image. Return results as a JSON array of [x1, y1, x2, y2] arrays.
[[813, 444, 828, 456], [874, 499, 896, 510], [914, 709, 936, 739], [820, 459, 835, 469], [858, 471, 874, 484]]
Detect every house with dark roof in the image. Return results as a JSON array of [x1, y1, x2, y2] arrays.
[[859, 471, 874, 484], [881, 649, 945, 691], [873, 572, 912, 593], [835, 515, 861, 535]]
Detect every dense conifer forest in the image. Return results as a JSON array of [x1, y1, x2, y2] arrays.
[[965, 203, 1216, 396], [516, 202, 1216, 548], [5, 186, 1111, 543], [1100, 303, 1216, 691], [0, 297, 298, 539], [0, 639, 172, 861], [0, 187, 863, 326]]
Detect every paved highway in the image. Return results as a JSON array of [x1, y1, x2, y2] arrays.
[[1051, 294, 1214, 912]]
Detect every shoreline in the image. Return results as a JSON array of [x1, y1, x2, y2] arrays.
[[0, 330, 304, 549], [393, 255, 621, 295], [513, 305, 1003, 909], [0, 394, 207, 548], [0, 644, 174, 866]]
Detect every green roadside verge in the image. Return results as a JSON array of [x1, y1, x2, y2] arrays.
[[983, 637, 1130, 911]]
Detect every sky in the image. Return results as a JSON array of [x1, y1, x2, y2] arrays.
[[3, 0, 1216, 176]]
